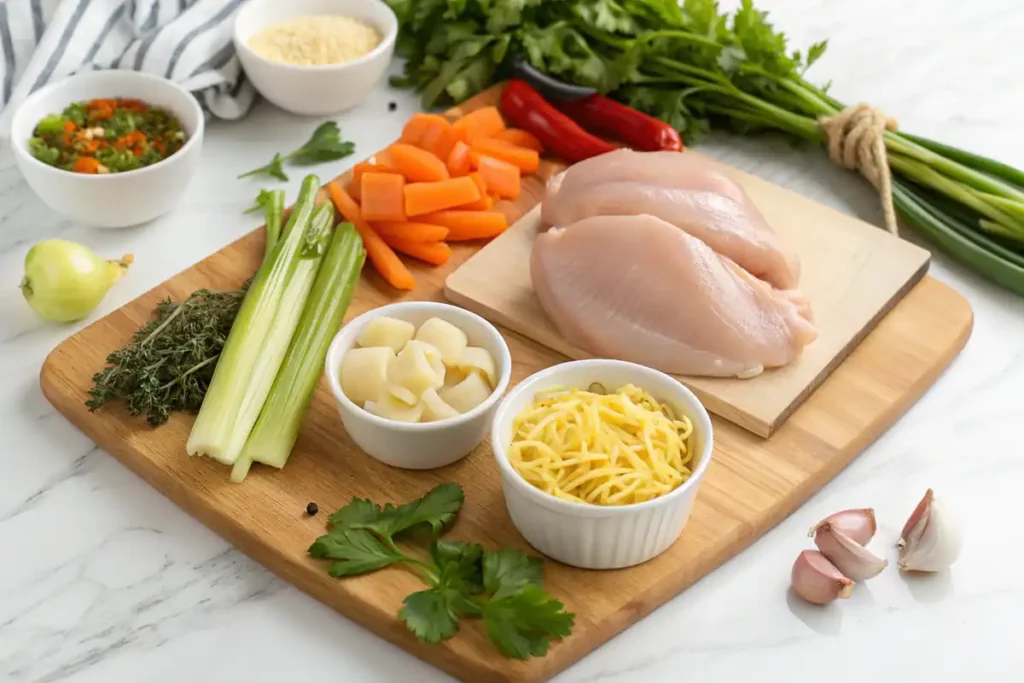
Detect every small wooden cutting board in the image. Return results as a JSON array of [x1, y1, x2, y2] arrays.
[[445, 155, 931, 436]]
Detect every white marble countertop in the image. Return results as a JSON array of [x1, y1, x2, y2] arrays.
[[3, 1, 1023, 681]]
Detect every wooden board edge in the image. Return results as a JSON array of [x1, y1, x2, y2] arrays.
[[764, 255, 932, 434]]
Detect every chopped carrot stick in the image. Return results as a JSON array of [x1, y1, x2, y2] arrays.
[[446, 140, 473, 177], [373, 221, 450, 242], [349, 161, 399, 201], [115, 130, 146, 150], [471, 138, 539, 174], [400, 113, 447, 146], [451, 106, 505, 143], [405, 177, 482, 216], [391, 143, 450, 183], [455, 173, 492, 210], [383, 237, 452, 266], [475, 155, 521, 199], [374, 149, 396, 167], [417, 210, 509, 241], [416, 117, 457, 160], [361, 172, 407, 222], [62, 120, 76, 133], [328, 182, 416, 291], [493, 128, 544, 152]]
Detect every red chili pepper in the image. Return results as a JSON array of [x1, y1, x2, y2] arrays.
[[556, 94, 683, 153], [499, 80, 617, 163]]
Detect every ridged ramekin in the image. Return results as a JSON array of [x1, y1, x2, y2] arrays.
[[491, 359, 714, 569]]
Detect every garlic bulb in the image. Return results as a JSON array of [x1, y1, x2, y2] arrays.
[[899, 489, 962, 572], [812, 522, 888, 580], [808, 508, 877, 545], [791, 550, 854, 605]]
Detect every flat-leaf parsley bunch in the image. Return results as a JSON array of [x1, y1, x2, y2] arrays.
[[309, 483, 575, 659]]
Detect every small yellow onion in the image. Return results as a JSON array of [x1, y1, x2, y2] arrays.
[[20, 239, 132, 322]]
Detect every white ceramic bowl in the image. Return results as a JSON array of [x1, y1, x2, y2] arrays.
[[234, 0, 397, 116], [325, 302, 512, 470], [491, 359, 715, 569], [10, 70, 204, 229]]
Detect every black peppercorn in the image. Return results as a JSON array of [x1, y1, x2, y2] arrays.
[[305, 502, 319, 516], [388, 101, 397, 112]]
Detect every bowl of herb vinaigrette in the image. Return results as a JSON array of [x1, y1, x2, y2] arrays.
[[11, 70, 204, 228]]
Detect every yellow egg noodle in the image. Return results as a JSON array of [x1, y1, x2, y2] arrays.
[[508, 384, 694, 506]]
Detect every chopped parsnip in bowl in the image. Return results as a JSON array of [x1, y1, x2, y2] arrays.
[[325, 301, 511, 470]]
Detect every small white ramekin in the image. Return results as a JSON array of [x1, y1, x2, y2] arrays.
[[10, 70, 204, 228], [233, 0, 398, 115], [491, 359, 715, 569], [325, 302, 512, 470]]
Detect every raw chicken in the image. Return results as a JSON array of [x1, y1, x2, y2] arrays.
[[543, 149, 800, 290], [531, 215, 817, 378]]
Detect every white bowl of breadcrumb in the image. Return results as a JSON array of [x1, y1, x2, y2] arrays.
[[234, 0, 397, 115]]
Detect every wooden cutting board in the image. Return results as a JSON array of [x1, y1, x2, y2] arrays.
[[40, 85, 972, 683], [445, 159, 931, 437]]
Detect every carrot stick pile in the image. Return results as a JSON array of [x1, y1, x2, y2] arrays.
[[328, 106, 544, 290]]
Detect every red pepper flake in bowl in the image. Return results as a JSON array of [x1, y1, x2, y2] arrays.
[[27, 98, 187, 175]]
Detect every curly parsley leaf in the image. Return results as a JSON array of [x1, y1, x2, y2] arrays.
[[482, 584, 576, 659]]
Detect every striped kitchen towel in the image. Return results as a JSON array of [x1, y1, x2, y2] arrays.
[[0, 0, 257, 133]]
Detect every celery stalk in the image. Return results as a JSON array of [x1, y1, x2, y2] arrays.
[[186, 176, 331, 465], [231, 223, 366, 482]]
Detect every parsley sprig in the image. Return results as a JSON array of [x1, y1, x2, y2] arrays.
[[309, 483, 575, 658], [239, 122, 355, 181]]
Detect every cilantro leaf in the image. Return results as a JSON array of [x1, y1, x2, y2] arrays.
[[286, 121, 356, 166], [352, 483, 465, 539], [433, 540, 484, 595], [399, 540, 485, 642], [482, 585, 575, 659], [238, 122, 355, 181], [328, 497, 383, 527], [308, 528, 405, 577], [239, 152, 288, 181], [482, 548, 543, 600], [400, 589, 463, 642]]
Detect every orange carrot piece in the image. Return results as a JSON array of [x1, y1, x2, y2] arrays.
[[451, 106, 505, 143], [346, 178, 362, 202], [471, 138, 539, 174], [361, 172, 407, 222], [400, 113, 446, 146], [373, 221, 450, 242], [404, 177, 482, 216], [383, 237, 452, 266], [455, 172, 492, 210], [72, 157, 102, 174], [446, 140, 473, 177], [374, 149, 396, 168], [417, 211, 509, 241], [390, 143, 451, 183], [493, 128, 544, 152], [476, 155, 521, 199], [417, 117, 457, 160], [328, 182, 416, 291], [63, 120, 76, 133]]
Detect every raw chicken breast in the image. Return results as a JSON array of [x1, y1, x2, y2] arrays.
[[531, 215, 818, 378], [543, 149, 800, 290]]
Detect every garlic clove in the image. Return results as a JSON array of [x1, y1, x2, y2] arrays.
[[791, 550, 854, 605], [809, 508, 878, 545], [812, 522, 888, 580], [899, 488, 932, 548], [899, 489, 962, 572]]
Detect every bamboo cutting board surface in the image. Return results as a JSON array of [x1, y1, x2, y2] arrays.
[[40, 86, 972, 683], [446, 160, 931, 437]]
